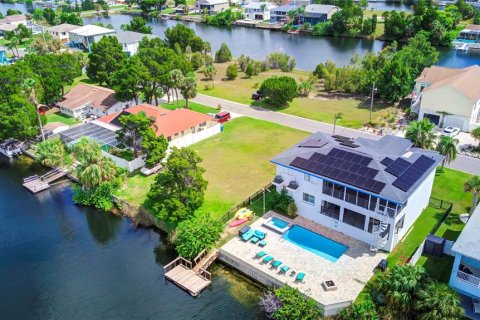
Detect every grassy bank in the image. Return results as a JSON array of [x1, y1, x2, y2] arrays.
[[197, 62, 394, 129]]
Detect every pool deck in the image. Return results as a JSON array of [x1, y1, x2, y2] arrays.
[[219, 211, 387, 315]]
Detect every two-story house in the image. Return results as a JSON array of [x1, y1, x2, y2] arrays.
[[46, 23, 81, 43], [270, 4, 298, 23], [195, 0, 229, 15], [412, 65, 480, 132], [115, 31, 156, 57], [69, 24, 116, 51], [303, 4, 340, 25], [449, 204, 480, 319], [244, 2, 277, 21], [271, 133, 443, 252]]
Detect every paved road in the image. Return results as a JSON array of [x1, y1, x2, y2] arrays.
[[193, 94, 480, 176]]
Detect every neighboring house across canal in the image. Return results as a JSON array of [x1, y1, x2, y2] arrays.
[[194, 0, 230, 15], [243, 2, 277, 21]]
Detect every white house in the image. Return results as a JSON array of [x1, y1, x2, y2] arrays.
[[195, 0, 229, 15], [115, 31, 156, 57], [46, 23, 81, 43], [69, 24, 116, 51], [56, 84, 135, 119], [243, 2, 277, 21], [271, 133, 443, 252], [412, 65, 480, 132], [0, 14, 31, 35]]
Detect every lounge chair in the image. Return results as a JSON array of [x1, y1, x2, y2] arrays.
[[254, 251, 267, 259], [271, 260, 282, 269], [262, 255, 274, 263], [250, 236, 260, 244], [258, 240, 266, 247], [279, 265, 290, 274], [241, 229, 255, 241], [295, 272, 306, 282], [254, 229, 266, 240]]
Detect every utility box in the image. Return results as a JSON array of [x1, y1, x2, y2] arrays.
[[424, 234, 445, 257]]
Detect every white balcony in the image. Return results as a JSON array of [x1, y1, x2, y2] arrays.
[[457, 270, 480, 288]]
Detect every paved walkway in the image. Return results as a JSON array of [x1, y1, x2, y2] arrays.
[[193, 94, 480, 176]]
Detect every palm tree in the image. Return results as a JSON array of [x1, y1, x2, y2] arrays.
[[405, 118, 437, 149], [36, 138, 67, 167], [436, 135, 458, 169], [414, 282, 464, 320], [464, 176, 480, 215], [95, 3, 102, 17], [169, 69, 184, 108], [471, 127, 480, 148], [204, 64, 216, 89], [333, 113, 343, 135], [180, 75, 197, 109], [22, 78, 45, 142]]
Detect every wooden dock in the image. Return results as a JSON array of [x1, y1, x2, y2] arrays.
[[164, 249, 219, 297], [23, 168, 68, 193]]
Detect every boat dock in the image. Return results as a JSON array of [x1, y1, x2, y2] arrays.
[[164, 249, 218, 296], [23, 168, 68, 193]]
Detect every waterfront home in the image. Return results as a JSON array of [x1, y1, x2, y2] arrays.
[[195, 0, 230, 15], [271, 132, 443, 252], [174, 4, 196, 15], [412, 65, 480, 132], [291, 0, 311, 6], [302, 4, 340, 25], [243, 2, 277, 21], [57, 84, 135, 120], [69, 24, 116, 51], [453, 24, 480, 50], [0, 14, 31, 36], [449, 204, 480, 319], [46, 23, 81, 44], [98, 104, 221, 148], [115, 31, 156, 56], [270, 4, 298, 23]]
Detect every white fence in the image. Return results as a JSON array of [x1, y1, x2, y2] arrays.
[[408, 239, 426, 266], [169, 124, 221, 149], [102, 151, 145, 172]]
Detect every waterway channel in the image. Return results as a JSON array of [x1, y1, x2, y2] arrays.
[[0, 156, 264, 320]]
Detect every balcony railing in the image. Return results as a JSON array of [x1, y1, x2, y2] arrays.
[[457, 270, 480, 288], [332, 189, 344, 200]]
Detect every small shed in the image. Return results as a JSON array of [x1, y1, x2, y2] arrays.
[[423, 234, 445, 257]]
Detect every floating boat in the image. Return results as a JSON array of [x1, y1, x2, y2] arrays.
[[287, 29, 300, 35], [229, 218, 248, 228], [0, 139, 22, 158]]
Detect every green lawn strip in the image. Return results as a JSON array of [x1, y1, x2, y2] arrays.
[[116, 117, 308, 219], [416, 254, 455, 283], [45, 112, 80, 126], [431, 168, 474, 241], [161, 100, 218, 114], [197, 62, 393, 129]]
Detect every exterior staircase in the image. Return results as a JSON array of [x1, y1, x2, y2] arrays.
[[370, 220, 389, 252]]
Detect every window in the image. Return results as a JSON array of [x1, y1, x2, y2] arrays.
[[321, 201, 340, 220], [302, 193, 315, 205], [167, 136, 172, 142], [343, 209, 366, 230], [368, 217, 380, 233], [357, 192, 369, 209], [333, 184, 345, 200], [369, 196, 378, 211], [345, 188, 357, 205], [322, 180, 333, 196]]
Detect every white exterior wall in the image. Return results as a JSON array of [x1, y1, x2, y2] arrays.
[[169, 123, 221, 149], [48, 30, 70, 43], [102, 151, 145, 172], [122, 41, 140, 56], [273, 163, 437, 252], [59, 100, 134, 119]]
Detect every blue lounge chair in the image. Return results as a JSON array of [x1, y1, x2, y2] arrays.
[[254, 229, 266, 240], [255, 251, 267, 259], [250, 236, 260, 244], [295, 272, 306, 282], [263, 255, 273, 263], [258, 240, 267, 247], [241, 229, 254, 241], [271, 260, 282, 269], [280, 265, 290, 274]]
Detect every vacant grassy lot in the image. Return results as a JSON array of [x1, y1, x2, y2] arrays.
[[161, 100, 218, 114], [45, 112, 80, 126], [116, 117, 308, 218], [197, 62, 394, 128]]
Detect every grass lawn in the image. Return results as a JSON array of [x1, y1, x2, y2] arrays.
[[116, 117, 308, 218], [65, 73, 99, 94], [387, 167, 474, 267], [416, 254, 455, 283], [197, 62, 394, 129], [45, 112, 80, 126], [161, 100, 218, 114]]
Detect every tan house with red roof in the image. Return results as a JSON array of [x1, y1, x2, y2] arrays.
[[57, 84, 135, 120], [99, 103, 221, 148], [412, 65, 480, 132]]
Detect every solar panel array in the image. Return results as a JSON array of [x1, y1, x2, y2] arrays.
[[299, 139, 328, 149], [385, 158, 412, 177], [380, 157, 394, 166], [290, 148, 386, 194], [392, 155, 436, 192]]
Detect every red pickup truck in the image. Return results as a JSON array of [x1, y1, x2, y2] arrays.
[[215, 111, 231, 123]]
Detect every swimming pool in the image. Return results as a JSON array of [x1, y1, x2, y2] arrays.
[[282, 225, 348, 263], [271, 217, 289, 229], [262, 216, 290, 233]]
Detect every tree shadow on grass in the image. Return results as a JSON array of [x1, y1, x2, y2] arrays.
[[438, 228, 461, 241], [421, 254, 454, 282]]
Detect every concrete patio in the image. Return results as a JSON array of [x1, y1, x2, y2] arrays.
[[219, 211, 387, 316]]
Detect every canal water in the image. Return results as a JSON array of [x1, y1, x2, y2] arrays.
[[0, 156, 264, 320]]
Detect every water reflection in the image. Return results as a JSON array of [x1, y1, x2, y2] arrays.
[[85, 209, 122, 245]]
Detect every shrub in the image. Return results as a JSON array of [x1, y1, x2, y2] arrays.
[[226, 63, 238, 80], [245, 62, 255, 78], [267, 52, 296, 72], [205, 8, 242, 26], [335, 297, 379, 320], [267, 189, 294, 214], [259, 76, 297, 106], [215, 43, 232, 63], [313, 63, 327, 79], [268, 286, 323, 320], [191, 52, 204, 70], [174, 214, 223, 259]]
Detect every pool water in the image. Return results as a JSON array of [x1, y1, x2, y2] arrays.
[[271, 217, 289, 229], [282, 225, 348, 263]]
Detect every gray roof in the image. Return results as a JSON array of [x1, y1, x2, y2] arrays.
[[271, 132, 444, 204], [59, 121, 118, 147], [305, 4, 338, 14], [47, 23, 81, 33], [115, 31, 156, 44], [451, 205, 480, 260], [271, 4, 298, 13]]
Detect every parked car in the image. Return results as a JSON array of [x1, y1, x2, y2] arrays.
[[252, 90, 263, 101], [441, 126, 460, 137], [215, 111, 231, 123]]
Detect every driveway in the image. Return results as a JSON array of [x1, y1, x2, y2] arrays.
[[192, 94, 480, 176]]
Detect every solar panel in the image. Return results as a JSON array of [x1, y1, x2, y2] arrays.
[[392, 155, 436, 192], [385, 158, 412, 177], [380, 157, 394, 166], [371, 181, 386, 193]]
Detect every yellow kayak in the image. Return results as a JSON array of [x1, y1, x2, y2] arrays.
[[234, 208, 254, 220]]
